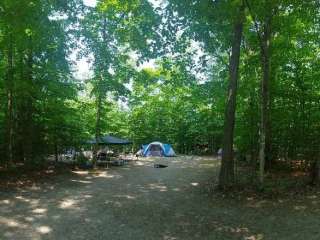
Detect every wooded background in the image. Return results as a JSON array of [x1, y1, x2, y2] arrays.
[[0, 0, 319, 187]]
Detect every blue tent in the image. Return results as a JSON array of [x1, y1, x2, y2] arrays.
[[141, 142, 176, 157]]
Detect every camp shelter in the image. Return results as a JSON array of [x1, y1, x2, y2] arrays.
[[142, 142, 176, 157], [87, 135, 132, 145]]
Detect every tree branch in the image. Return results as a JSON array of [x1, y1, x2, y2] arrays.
[[244, 0, 263, 44]]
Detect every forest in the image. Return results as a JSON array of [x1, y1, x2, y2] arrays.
[[0, 0, 320, 190]]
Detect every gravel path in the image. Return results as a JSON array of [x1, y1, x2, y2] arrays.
[[1, 156, 320, 240]]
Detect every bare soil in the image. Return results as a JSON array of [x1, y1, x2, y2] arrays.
[[1, 156, 320, 240]]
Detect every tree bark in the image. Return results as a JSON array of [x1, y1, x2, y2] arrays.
[[93, 92, 102, 167], [5, 31, 14, 167], [311, 157, 320, 185], [93, 16, 108, 167], [23, 36, 34, 163], [54, 139, 59, 163], [219, 3, 244, 188], [258, 18, 272, 186]]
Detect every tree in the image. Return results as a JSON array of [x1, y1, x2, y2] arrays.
[[244, 0, 278, 185], [219, 2, 245, 187], [80, 0, 161, 163], [0, 0, 84, 166]]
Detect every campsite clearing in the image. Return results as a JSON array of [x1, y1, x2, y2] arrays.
[[1, 156, 320, 240]]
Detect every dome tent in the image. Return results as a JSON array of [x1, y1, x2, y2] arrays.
[[142, 142, 176, 157]]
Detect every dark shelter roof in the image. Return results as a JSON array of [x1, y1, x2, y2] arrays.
[[87, 135, 132, 145]]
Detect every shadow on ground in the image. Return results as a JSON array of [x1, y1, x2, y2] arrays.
[[1, 156, 320, 240]]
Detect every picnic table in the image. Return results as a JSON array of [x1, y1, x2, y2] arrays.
[[97, 155, 128, 168]]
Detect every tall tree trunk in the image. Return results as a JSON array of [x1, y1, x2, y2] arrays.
[[93, 92, 103, 167], [16, 49, 25, 163], [258, 20, 272, 185], [93, 16, 108, 167], [244, 0, 277, 186], [249, 92, 256, 179], [311, 153, 320, 185], [54, 137, 59, 163], [5, 32, 14, 167], [24, 36, 34, 162], [55, 145, 59, 162], [219, 3, 244, 188]]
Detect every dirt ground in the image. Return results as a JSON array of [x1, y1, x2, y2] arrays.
[[1, 156, 320, 240]]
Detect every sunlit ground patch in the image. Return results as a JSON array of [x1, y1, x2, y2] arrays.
[[70, 179, 92, 184], [114, 194, 137, 200], [71, 170, 89, 175], [59, 199, 79, 209], [294, 205, 307, 211], [105, 200, 122, 207], [32, 208, 47, 214], [36, 225, 52, 234], [0, 217, 28, 229], [0, 199, 10, 204], [83, 194, 93, 199], [15, 196, 31, 203], [25, 217, 35, 222], [148, 183, 168, 192], [93, 171, 122, 179]]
